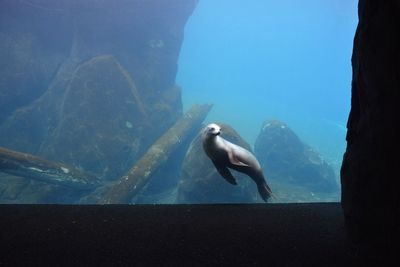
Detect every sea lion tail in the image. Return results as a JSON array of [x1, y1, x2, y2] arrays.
[[257, 182, 273, 202]]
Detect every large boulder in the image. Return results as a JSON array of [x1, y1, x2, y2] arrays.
[[255, 120, 339, 202], [176, 124, 259, 204]]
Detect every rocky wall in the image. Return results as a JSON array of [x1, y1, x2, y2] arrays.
[[341, 0, 400, 263], [0, 0, 197, 202]]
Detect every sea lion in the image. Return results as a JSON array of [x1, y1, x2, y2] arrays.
[[201, 123, 273, 202]]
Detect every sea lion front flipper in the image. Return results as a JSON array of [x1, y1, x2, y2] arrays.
[[212, 160, 237, 185], [228, 150, 249, 167]]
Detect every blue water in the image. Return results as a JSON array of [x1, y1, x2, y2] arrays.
[[177, 0, 358, 179]]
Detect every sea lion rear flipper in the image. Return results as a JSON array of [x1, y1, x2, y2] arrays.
[[212, 160, 237, 185], [257, 182, 273, 202], [228, 150, 249, 167]]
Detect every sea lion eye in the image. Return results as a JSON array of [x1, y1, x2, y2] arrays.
[[210, 127, 215, 131]]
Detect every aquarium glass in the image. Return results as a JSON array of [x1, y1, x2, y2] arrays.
[[0, 0, 358, 204]]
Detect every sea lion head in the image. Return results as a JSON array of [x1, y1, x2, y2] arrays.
[[203, 123, 221, 137]]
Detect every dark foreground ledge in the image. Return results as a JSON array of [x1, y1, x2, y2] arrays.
[[0, 203, 355, 266]]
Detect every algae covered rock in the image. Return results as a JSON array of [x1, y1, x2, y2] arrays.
[[254, 120, 339, 200], [38, 55, 150, 180], [176, 123, 258, 204]]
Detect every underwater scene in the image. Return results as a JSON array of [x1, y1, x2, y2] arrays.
[[0, 0, 358, 204]]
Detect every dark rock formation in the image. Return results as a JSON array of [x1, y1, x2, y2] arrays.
[[38, 55, 149, 181], [255, 120, 339, 202], [341, 0, 400, 263], [0, 0, 197, 203], [0, 1, 70, 124], [177, 124, 259, 204]]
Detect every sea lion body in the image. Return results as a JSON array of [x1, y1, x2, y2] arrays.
[[202, 123, 272, 202]]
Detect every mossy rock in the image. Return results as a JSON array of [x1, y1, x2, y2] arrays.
[[255, 120, 339, 194], [38, 55, 149, 181]]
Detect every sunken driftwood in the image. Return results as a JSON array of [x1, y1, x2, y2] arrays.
[[0, 146, 101, 190], [98, 104, 212, 204]]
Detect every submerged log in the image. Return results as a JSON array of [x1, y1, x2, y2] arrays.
[[98, 104, 212, 204], [0, 147, 101, 190]]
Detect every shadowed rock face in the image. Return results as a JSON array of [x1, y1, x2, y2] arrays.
[[255, 120, 339, 202], [341, 0, 400, 259], [177, 124, 259, 204], [0, 2, 71, 124], [0, 0, 197, 203], [37, 55, 149, 181]]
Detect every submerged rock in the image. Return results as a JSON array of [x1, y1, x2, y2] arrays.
[[38, 55, 149, 180], [254, 120, 339, 201], [176, 124, 259, 204], [0, 16, 70, 125]]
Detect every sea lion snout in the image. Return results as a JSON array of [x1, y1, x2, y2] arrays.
[[205, 123, 221, 136]]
